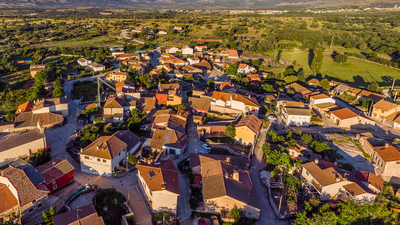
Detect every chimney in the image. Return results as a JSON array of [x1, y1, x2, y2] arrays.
[[233, 170, 239, 181], [334, 161, 337, 165], [97, 145, 99, 150], [385, 143, 389, 147], [1, 171, 4, 176], [80, 148, 83, 153], [226, 157, 231, 163], [52, 161, 56, 166], [314, 158, 319, 164]]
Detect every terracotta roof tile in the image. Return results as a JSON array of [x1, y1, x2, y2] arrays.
[[310, 94, 330, 100], [137, 160, 179, 194], [374, 145, 400, 162], [79, 136, 127, 160], [0, 167, 48, 206], [0, 183, 18, 214], [355, 171, 383, 191], [15, 101, 34, 114], [231, 93, 260, 107], [374, 100, 400, 112], [236, 114, 262, 134], [36, 158, 74, 185], [212, 91, 231, 102], [189, 97, 211, 111], [331, 108, 358, 120]]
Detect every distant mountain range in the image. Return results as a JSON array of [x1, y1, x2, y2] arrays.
[[0, 0, 398, 9]]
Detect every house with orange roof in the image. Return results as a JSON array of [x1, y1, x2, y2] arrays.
[[302, 159, 377, 202], [129, 63, 145, 75], [246, 74, 262, 85], [166, 46, 180, 54], [310, 94, 336, 106], [285, 82, 312, 98], [237, 64, 256, 75], [15, 101, 34, 114], [182, 46, 194, 55], [228, 49, 239, 59], [137, 160, 179, 214], [105, 70, 129, 82], [103, 97, 136, 122], [161, 53, 172, 58], [329, 108, 375, 128], [372, 100, 400, 122], [211, 91, 260, 116], [357, 90, 384, 103], [235, 114, 262, 147], [369, 143, 400, 182], [32, 97, 69, 117]]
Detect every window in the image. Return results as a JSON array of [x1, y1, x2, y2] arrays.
[[32, 200, 36, 204], [381, 163, 383, 167], [38, 204, 42, 209], [97, 158, 101, 162], [53, 185, 57, 190], [84, 156, 90, 160], [397, 161, 400, 165], [103, 159, 106, 163], [52, 181, 56, 185], [306, 171, 309, 176], [29, 208, 34, 213]]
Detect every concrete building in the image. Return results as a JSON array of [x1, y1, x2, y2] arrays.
[[103, 97, 136, 122], [182, 46, 194, 55], [79, 135, 128, 177], [329, 108, 375, 128], [189, 153, 260, 219], [30, 64, 46, 77], [32, 97, 69, 117], [77, 58, 93, 67], [52, 204, 105, 225], [235, 114, 262, 147], [105, 71, 129, 82], [372, 100, 400, 122], [36, 158, 74, 193], [281, 107, 312, 127], [88, 62, 105, 72], [137, 160, 179, 214], [166, 47, 180, 54], [309, 94, 336, 106], [0, 130, 46, 167], [302, 160, 377, 202], [211, 91, 260, 116]]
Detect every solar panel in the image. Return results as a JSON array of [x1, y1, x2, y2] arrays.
[[149, 171, 155, 178]]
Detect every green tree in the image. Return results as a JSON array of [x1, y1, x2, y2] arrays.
[[226, 63, 238, 75], [52, 78, 65, 98], [127, 155, 137, 164], [175, 104, 186, 111], [367, 81, 379, 92], [301, 133, 313, 143], [309, 48, 324, 75], [207, 78, 215, 87], [230, 206, 241, 222], [334, 53, 348, 64], [284, 75, 298, 84], [129, 108, 147, 130], [34, 69, 52, 85], [225, 125, 236, 139], [310, 140, 329, 153], [361, 98, 372, 109], [262, 83, 275, 92], [43, 206, 56, 225], [273, 49, 283, 67], [320, 79, 330, 90], [268, 130, 277, 140], [252, 59, 261, 68]]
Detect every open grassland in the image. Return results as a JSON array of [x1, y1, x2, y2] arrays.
[[264, 50, 400, 86]]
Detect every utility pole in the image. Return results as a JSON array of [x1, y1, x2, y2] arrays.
[[392, 78, 396, 92], [97, 77, 101, 108]]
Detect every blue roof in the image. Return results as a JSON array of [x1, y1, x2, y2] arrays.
[[10, 159, 44, 186]]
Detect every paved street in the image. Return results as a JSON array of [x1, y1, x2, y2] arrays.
[[250, 128, 287, 225], [120, 29, 145, 44]]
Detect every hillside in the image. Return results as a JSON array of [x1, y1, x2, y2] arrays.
[[0, 0, 398, 9]]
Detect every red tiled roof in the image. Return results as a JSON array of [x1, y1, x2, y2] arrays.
[[15, 101, 34, 114], [355, 171, 383, 191], [231, 93, 260, 107], [228, 49, 239, 58], [0, 167, 48, 206], [212, 91, 231, 102], [374, 145, 400, 162], [79, 136, 127, 160], [331, 108, 358, 120], [236, 114, 262, 134], [137, 160, 179, 194], [0, 183, 18, 214], [36, 158, 74, 185], [374, 100, 400, 112]]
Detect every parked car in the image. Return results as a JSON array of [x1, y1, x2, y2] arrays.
[[211, 216, 219, 225], [198, 218, 206, 225], [268, 115, 277, 120], [202, 144, 212, 150]]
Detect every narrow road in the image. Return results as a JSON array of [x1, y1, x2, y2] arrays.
[[120, 29, 145, 44]]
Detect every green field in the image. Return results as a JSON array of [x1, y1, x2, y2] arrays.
[[264, 50, 400, 87]]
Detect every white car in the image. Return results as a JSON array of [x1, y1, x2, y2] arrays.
[[202, 144, 212, 150]]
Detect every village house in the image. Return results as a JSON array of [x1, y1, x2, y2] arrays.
[[111, 52, 125, 57], [88, 62, 105, 72], [197, 124, 227, 137], [190, 153, 260, 219], [32, 97, 69, 117], [77, 58, 93, 67], [166, 46, 180, 54], [158, 30, 168, 35], [30, 64, 46, 77], [288, 146, 302, 159], [308, 78, 321, 88], [115, 52, 140, 61], [113, 130, 141, 156], [182, 46, 194, 55], [357, 90, 384, 103], [371, 100, 400, 123], [109, 46, 124, 51], [156, 83, 183, 106], [355, 171, 383, 193], [36, 158, 74, 193], [173, 26, 183, 32], [235, 114, 262, 147], [137, 160, 179, 214], [149, 128, 187, 155], [285, 83, 312, 98], [211, 91, 260, 116], [246, 74, 262, 85], [237, 64, 256, 75], [301, 159, 377, 202], [0, 166, 49, 222], [228, 49, 240, 59], [52, 204, 105, 225], [329, 108, 375, 128], [0, 110, 63, 133], [310, 94, 336, 106], [103, 97, 136, 122], [368, 143, 400, 183], [115, 81, 141, 100], [129, 62, 145, 75], [277, 100, 305, 109], [189, 97, 211, 115], [195, 44, 207, 52], [139, 97, 156, 113], [79, 135, 128, 177], [187, 57, 200, 65], [105, 71, 129, 82], [281, 107, 312, 127]]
